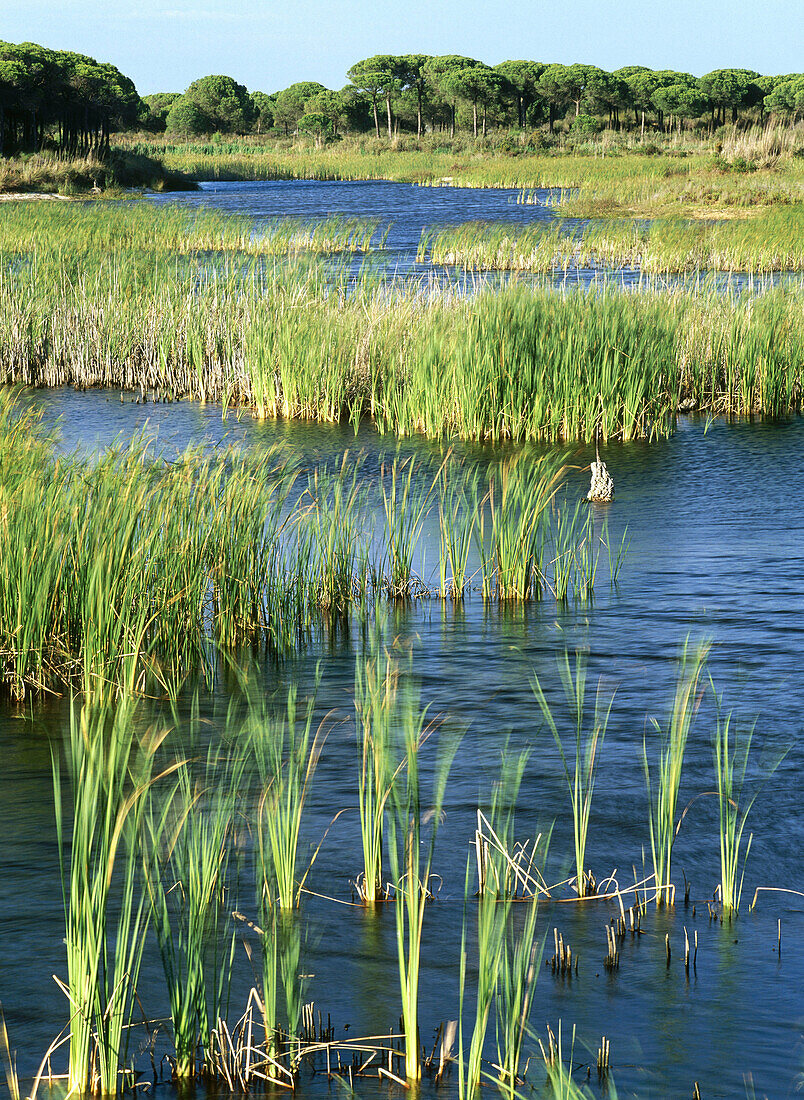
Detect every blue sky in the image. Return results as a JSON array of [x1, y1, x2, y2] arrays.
[[3, 0, 802, 96]]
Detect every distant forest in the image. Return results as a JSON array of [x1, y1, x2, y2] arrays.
[[2, 40, 804, 155]]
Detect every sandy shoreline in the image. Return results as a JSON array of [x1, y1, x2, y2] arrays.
[[0, 191, 73, 201]]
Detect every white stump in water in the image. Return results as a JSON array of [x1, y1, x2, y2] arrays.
[[587, 460, 614, 502]]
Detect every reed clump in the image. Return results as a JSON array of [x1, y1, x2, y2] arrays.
[[532, 651, 614, 897], [421, 207, 804, 273], [2, 204, 803, 441], [643, 639, 710, 906]]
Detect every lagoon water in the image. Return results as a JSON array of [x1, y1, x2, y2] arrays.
[[1, 184, 803, 1100], [144, 177, 794, 293], [149, 178, 646, 288]]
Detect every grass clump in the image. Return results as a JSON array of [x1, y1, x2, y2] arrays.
[[144, 727, 246, 1079], [2, 203, 804, 442], [421, 207, 804, 273], [643, 639, 710, 905], [386, 680, 458, 1081], [53, 693, 171, 1095], [532, 651, 613, 897]]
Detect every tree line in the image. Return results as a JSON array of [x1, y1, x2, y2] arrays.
[[2, 38, 803, 159], [148, 58, 804, 139], [0, 40, 140, 156]]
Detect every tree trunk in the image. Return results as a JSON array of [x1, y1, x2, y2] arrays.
[[472, 100, 478, 137], [372, 99, 380, 139], [417, 84, 423, 138], [450, 104, 455, 138], [549, 102, 554, 133], [482, 105, 487, 137], [386, 94, 393, 140]]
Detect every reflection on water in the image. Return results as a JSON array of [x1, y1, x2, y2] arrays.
[[1, 391, 802, 1097]]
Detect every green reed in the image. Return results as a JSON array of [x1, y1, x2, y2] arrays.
[[458, 862, 508, 1100], [533, 652, 612, 898], [277, 915, 306, 1066], [386, 684, 458, 1081], [380, 456, 438, 597], [494, 887, 542, 1100], [458, 749, 531, 1098], [708, 683, 781, 915], [438, 464, 480, 598], [253, 686, 325, 910], [3, 205, 804, 442], [643, 639, 710, 905], [479, 455, 563, 599], [53, 694, 167, 1096], [547, 499, 602, 600], [144, 725, 246, 1079], [354, 647, 398, 904]]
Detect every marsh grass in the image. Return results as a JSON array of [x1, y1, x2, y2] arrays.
[[120, 133, 804, 214], [643, 639, 710, 905], [0, 202, 386, 258], [53, 694, 170, 1095], [479, 455, 564, 600], [420, 207, 804, 274], [3, 205, 803, 445], [144, 724, 246, 1079], [386, 686, 458, 1080], [354, 647, 398, 904], [494, 890, 542, 1099], [532, 651, 613, 897], [0, 395, 612, 699], [254, 686, 326, 910]]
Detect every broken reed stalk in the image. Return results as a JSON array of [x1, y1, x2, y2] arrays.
[[539, 1021, 591, 1099], [643, 638, 710, 906]]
